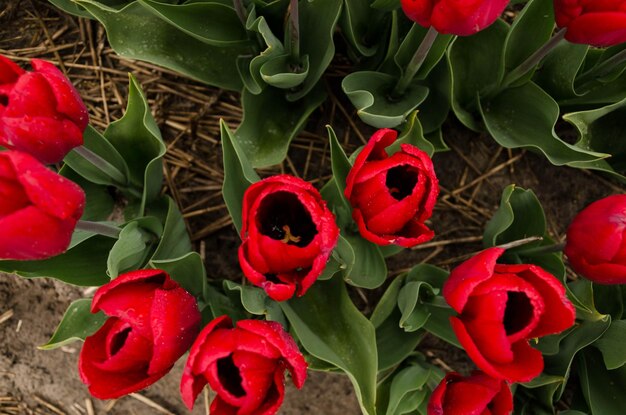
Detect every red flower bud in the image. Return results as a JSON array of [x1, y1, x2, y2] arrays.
[[344, 129, 439, 248], [78, 269, 201, 399], [401, 0, 510, 36], [239, 175, 339, 302], [180, 316, 307, 413], [0, 56, 88, 164], [565, 194, 626, 284], [554, 0, 626, 47], [0, 150, 85, 260], [428, 371, 513, 415], [443, 248, 575, 382]]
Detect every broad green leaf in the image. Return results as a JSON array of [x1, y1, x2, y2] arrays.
[[138, 0, 249, 46], [392, 24, 453, 81], [594, 320, 626, 369], [342, 71, 429, 128], [63, 125, 130, 188], [75, 0, 246, 90], [502, 0, 555, 86], [203, 283, 248, 324], [150, 197, 192, 260], [327, 125, 352, 196], [397, 281, 436, 332], [59, 167, 115, 222], [235, 83, 326, 168], [320, 178, 353, 229], [417, 59, 452, 135], [371, 274, 406, 328], [392, 111, 435, 156], [223, 281, 285, 325], [447, 19, 508, 131], [260, 54, 309, 89], [479, 82, 609, 167], [371, 0, 400, 11], [533, 42, 588, 100], [39, 299, 107, 350], [343, 234, 387, 289], [150, 252, 207, 300], [103, 75, 166, 213], [579, 349, 626, 415], [107, 221, 153, 278], [0, 235, 114, 286], [340, 0, 385, 57], [286, 0, 342, 101], [280, 277, 378, 415], [422, 304, 460, 347], [385, 365, 430, 415], [376, 310, 424, 371], [48, 0, 94, 17], [520, 373, 566, 410], [221, 119, 260, 234], [568, 279, 608, 321]]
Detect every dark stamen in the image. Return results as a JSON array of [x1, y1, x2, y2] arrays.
[[503, 292, 533, 336], [257, 191, 317, 247], [386, 165, 419, 200], [217, 355, 246, 398], [109, 327, 131, 356], [0, 95, 8, 106]]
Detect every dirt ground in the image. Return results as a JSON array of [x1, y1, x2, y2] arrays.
[[0, 0, 623, 414]]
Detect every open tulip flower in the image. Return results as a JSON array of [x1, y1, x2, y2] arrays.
[[443, 247, 575, 382], [344, 128, 439, 248], [427, 371, 513, 415], [554, 0, 626, 47], [180, 315, 307, 414], [79, 269, 201, 399], [0, 150, 85, 260], [0, 55, 88, 164], [238, 174, 339, 302], [565, 194, 626, 284], [401, 0, 511, 36]]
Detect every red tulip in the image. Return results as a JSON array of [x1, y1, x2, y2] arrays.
[[0, 150, 85, 260], [0, 55, 88, 164], [401, 0, 510, 36], [554, 0, 626, 47], [443, 247, 575, 382], [344, 129, 439, 248], [428, 371, 513, 415], [239, 175, 339, 302], [79, 269, 201, 399], [180, 316, 307, 413], [565, 194, 626, 284]]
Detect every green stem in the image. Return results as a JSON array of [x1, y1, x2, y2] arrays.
[[233, 0, 246, 26], [576, 48, 626, 90], [75, 221, 121, 239], [288, 0, 300, 61], [516, 241, 566, 256], [500, 28, 567, 89], [497, 236, 543, 250], [392, 26, 439, 98], [72, 145, 127, 186]]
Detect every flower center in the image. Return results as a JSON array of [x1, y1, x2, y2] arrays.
[[503, 291, 533, 336], [108, 327, 131, 356], [217, 355, 246, 398], [386, 165, 419, 200], [257, 191, 317, 247]]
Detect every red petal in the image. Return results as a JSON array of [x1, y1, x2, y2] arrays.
[[564, 12, 626, 47], [0, 55, 24, 84]]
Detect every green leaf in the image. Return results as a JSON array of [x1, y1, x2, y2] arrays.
[[0, 234, 114, 286], [63, 125, 130, 188], [376, 311, 424, 372], [392, 111, 435, 156], [579, 349, 626, 415], [371, 274, 406, 328], [447, 19, 508, 131], [235, 83, 326, 168], [223, 281, 285, 325], [371, 0, 400, 11], [286, 0, 342, 101], [392, 24, 453, 81], [417, 59, 452, 135], [533, 42, 589, 100], [48, 0, 94, 18], [150, 252, 207, 300], [502, 0, 555, 85], [327, 125, 352, 196], [59, 166, 115, 222], [138, 0, 249, 46], [221, 119, 260, 234], [280, 277, 378, 415], [203, 283, 248, 324], [260, 54, 309, 89], [342, 71, 429, 128], [385, 365, 431, 415], [568, 279, 609, 321], [594, 320, 626, 369], [397, 281, 436, 332], [39, 299, 106, 350], [479, 82, 609, 167], [340, 0, 385, 57], [343, 234, 387, 289], [150, 196, 192, 260], [103, 75, 166, 213], [107, 221, 153, 278]]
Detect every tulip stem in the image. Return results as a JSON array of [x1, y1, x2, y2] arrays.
[[76, 221, 121, 239], [500, 28, 567, 90], [516, 241, 567, 256], [576, 48, 626, 90], [233, 0, 246, 25], [496, 236, 543, 250], [72, 146, 127, 187], [288, 0, 300, 62], [392, 26, 439, 98]]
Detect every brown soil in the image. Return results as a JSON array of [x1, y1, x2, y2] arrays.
[[0, 0, 623, 414]]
